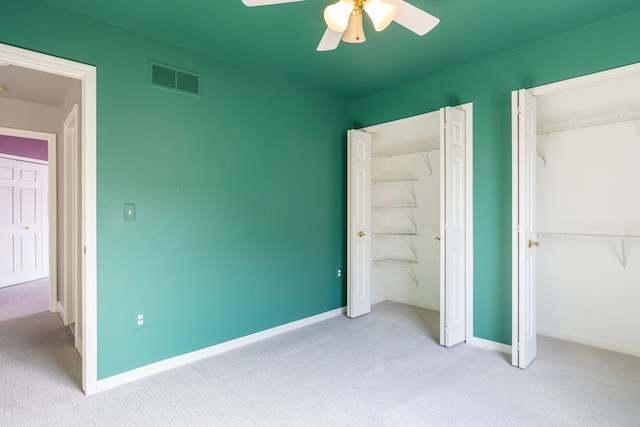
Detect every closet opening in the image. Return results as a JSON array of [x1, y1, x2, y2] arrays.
[[348, 104, 473, 348], [512, 62, 640, 368]]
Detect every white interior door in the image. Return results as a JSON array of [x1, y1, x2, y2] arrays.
[[0, 157, 45, 288], [440, 107, 467, 347], [347, 129, 372, 318], [512, 89, 538, 368]]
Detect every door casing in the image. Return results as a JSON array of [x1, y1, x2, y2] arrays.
[[349, 103, 474, 343], [0, 42, 97, 395], [511, 61, 640, 367]]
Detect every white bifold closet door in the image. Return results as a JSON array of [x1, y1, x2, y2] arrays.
[[347, 106, 469, 350], [347, 129, 372, 318], [512, 89, 538, 368], [439, 106, 467, 347]]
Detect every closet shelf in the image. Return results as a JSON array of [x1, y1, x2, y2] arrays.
[[374, 258, 418, 266], [537, 232, 640, 240], [373, 204, 419, 209], [374, 232, 419, 236], [373, 140, 440, 175], [373, 258, 419, 286], [538, 111, 640, 135], [537, 232, 640, 270], [372, 177, 418, 183]]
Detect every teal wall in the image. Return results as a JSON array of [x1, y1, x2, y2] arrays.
[[1, 0, 350, 378], [350, 9, 640, 344], [3, 0, 640, 379]]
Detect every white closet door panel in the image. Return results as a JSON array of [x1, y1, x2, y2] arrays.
[[0, 236, 13, 273], [441, 106, 466, 347], [515, 89, 538, 368], [347, 130, 372, 318]]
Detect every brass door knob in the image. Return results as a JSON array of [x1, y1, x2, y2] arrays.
[[357, 231, 365, 237], [435, 236, 441, 241], [528, 239, 540, 248], [24, 225, 31, 230]]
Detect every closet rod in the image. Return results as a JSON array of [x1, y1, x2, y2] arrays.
[[537, 232, 640, 239], [538, 232, 640, 270], [538, 111, 640, 135]]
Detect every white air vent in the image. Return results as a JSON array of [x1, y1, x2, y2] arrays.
[[149, 61, 200, 96]]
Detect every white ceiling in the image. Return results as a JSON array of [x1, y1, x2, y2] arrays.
[[0, 64, 73, 106]]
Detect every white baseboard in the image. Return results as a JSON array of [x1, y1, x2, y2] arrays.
[[371, 295, 387, 305], [75, 335, 83, 358], [386, 297, 439, 312], [95, 306, 346, 393], [468, 336, 512, 355], [538, 328, 640, 358], [372, 297, 439, 312], [56, 301, 64, 322]]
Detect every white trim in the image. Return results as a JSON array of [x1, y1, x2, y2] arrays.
[[362, 109, 440, 134], [95, 307, 346, 393], [57, 301, 65, 320], [370, 295, 387, 306], [511, 61, 640, 369], [529, 62, 640, 96], [62, 105, 79, 327], [75, 334, 83, 358], [537, 328, 640, 358], [385, 297, 439, 312], [0, 153, 48, 165], [0, 126, 57, 313], [0, 42, 98, 396], [468, 337, 512, 355], [460, 102, 474, 344], [361, 104, 474, 347], [511, 90, 520, 367]]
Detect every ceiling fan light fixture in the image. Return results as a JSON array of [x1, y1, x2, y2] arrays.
[[341, 11, 366, 43], [324, 0, 354, 32], [364, 0, 396, 32]]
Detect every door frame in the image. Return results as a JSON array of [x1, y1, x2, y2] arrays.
[[511, 61, 640, 366], [0, 43, 98, 395], [0, 127, 56, 309], [358, 103, 474, 343], [61, 104, 79, 328]]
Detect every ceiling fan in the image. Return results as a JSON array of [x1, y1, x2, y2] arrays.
[[241, 0, 440, 51]]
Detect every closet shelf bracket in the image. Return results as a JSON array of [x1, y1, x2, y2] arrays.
[[373, 233, 418, 257], [420, 152, 433, 176], [373, 258, 419, 286], [537, 131, 548, 166], [537, 232, 640, 271]]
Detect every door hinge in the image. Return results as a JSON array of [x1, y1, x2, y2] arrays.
[[84, 245, 86, 255]]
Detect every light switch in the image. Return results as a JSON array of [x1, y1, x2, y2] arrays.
[[124, 203, 136, 222]]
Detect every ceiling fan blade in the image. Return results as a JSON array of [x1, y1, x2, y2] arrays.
[[317, 27, 344, 51], [386, 0, 440, 36], [242, 0, 305, 6]]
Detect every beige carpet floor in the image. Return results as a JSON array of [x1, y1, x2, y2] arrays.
[[1, 292, 639, 426]]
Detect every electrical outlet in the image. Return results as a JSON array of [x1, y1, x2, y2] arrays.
[[336, 268, 342, 278], [135, 310, 145, 329]]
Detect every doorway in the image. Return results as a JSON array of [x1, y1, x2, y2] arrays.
[[0, 42, 97, 394], [512, 62, 640, 368], [347, 104, 473, 347]]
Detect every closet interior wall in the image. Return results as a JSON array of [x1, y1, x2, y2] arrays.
[[370, 113, 441, 311], [536, 111, 640, 357]]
